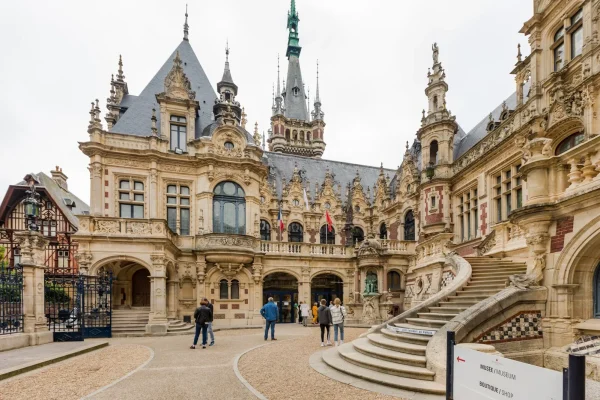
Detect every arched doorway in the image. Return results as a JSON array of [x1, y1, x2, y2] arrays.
[[132, 269, 150, 307], [311, 273, 343, 306], [404, 210, 415, 241], [263, 272, 298, 323]]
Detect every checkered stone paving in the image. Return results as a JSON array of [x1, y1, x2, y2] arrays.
[[476, 311, 543, 344], [441, 270, 455, 288]]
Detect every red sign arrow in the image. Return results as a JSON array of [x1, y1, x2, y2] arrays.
[[457, 357, 465, 363]]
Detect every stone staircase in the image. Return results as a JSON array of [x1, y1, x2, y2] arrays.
[[322, 257, 527, 395], [111, 308, 194, 337]]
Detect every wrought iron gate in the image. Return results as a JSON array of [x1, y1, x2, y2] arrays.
[[45, 271, 112, 341], [0, 262, 23, 335]]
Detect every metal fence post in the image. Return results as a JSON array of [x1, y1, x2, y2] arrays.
[[446, 331, 455, 400], [563, 367, 568, 400], [568, 354, 585, 400]]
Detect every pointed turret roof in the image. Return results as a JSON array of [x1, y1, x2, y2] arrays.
[[217, 42, 237, 94], [110, 40, 216, 138]]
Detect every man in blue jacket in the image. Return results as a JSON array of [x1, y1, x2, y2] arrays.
[[260, 297, 279, 341]]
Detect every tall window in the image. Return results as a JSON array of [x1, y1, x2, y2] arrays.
[[387, 271, 401, 291], [260, 220, 271, 241], [553, 27, 565, 71], [379, 223, 387, 239], [352, 227, 364, 245], [166, 184, 191, 235], [320, 225, 335, 244], [231, 280, 240, 300], [555, 132, 585, 155], [458, 188, 478, 241], [213, 181, 246, 234], [404, 210, 415, 241], [219, 279, 228, 299], [288, 222, 304, 242], [170, 115, 187, 152], [119, 179, 144, 218], [430, 140, 439, 165], [493, 163, 523, 222], [570, 9, 583, 59]]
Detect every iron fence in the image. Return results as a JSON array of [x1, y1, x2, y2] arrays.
[[0, 262, 23, 335]]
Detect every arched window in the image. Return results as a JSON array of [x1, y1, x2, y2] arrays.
[[260, 220, 271, 241], [285, 129, 290, 141], [288, 222, 304, 242], [433, 95, 438, 111], [320, 225, 335, 244], [231, 280, 240, 300], [213, 181, 246, 235], [404, 210, 415, 241], [379, 223, 387, 239], [430, 140, 439, 165], [554, 27, 565, 71], [352, 227, 364, 245], [219, 279, 228, 300], [387, 271, 402, 291], [555, 132, 584, 155]]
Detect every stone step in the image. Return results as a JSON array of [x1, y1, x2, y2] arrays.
[[455, 289, 498, 297], [353, 337, 427, 367], [416, 312, 458, 321], [368, 333, 427, 356], [428, 306, 469, 314], [471, 269, 525, 277], [112, 324, 147, 329], [469, 277, 509, 284], [167, 325, 194, 332], [405, 318, 447, 328], [380, 328, 431, 346], [470, 262, 521, 267], [446, 294, 490, 302], [337, 343, 436, 381], [462, 283, 506, 290], [438, 301, 478, 308], [321, 348, 446, 395]]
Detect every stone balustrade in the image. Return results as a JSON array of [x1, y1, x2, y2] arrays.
[[76, 216, 175, 241], [380, 239, 416, 254], [555, 135, 600, 196], [258, 241, 353, 257]]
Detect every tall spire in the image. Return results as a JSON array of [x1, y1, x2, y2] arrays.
[[183, 4, 189, 41], [312, 60, 324, 121], [286, 0, 301, 58], [315, 60, 321, 103], [218, 40, 236, 92], [276, 54, 281, 96], [273, 55, 284, 115]]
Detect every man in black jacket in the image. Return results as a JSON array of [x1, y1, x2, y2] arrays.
[[317, 299, 333, 347], [191, 299, 212, 349], [203, 297, 215, 346]]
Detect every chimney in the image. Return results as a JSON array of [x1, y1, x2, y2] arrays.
[[50, 166, 68, 191]]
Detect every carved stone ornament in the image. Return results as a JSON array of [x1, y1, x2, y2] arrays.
[[127, 222, 151, 235], [14, 232, 49, 266], [215, 263, 244, 278], [476, 230, 496, 256], [357, 238, 383, 258], [508, 255, 545, 289], [196, 234, 257, 249], [95, 220, 120, 234], [163, 51, 196, 100]]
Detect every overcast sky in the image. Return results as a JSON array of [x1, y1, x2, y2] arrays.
[[0, 0, 532, 203]]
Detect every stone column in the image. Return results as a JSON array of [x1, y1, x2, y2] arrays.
[[89, 159, 103, 216], [196, 255, 207, 305], [301, 266, 311, 303], [14, 231, 53, 345], [149, 163, 158, 219], [167, 280, 177, 319], [147, 254, 168, 335]]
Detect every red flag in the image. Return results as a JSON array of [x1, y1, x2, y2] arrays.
[[325, 210, 333, 232], [278, 208, 284, 232]]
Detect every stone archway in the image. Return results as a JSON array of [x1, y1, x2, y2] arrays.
[[311, 273, 344, 306], [263, 272, 298, 323], [132, 269, 151, 307]]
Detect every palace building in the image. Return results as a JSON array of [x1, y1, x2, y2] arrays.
[[2, 0, 600, 393]]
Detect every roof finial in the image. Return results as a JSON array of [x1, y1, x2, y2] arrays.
[[225, 39, 230, 63], [241, 107, 247, 129], [517, 43, 522, 63], [307, 86, 311, 120], [272, 83, 275, 106], [183, 4, 189, 41], [315, 60, 321, 103], [262, 131, 266, 150], [151, 108, 158, 136], [117, 55, 125, 82], [276, 54, 281, 96]]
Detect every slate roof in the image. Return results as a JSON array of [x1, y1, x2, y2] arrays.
[[454, 82, 530, 160], [264, 152, 396, 202], [110, 40, 217, 138], [283, 55, 310, 122], [16, 173, 90, 228]]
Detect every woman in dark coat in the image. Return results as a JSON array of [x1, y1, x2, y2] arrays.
[[191, 299, 213, 349]]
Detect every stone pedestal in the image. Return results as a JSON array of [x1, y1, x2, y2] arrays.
[[361, 293, 382, 325]]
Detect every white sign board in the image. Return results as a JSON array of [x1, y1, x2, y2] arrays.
[[454, 346, 562, 400], [386, 324, 435, 336]]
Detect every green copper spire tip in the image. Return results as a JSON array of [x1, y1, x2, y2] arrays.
[[286, 0, 301, 58]]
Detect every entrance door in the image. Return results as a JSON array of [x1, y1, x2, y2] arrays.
[[132, 269, 150, 307], [595, 265, 600, 318], [263, 291, 297, 323]]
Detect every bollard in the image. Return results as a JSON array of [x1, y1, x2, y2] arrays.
[[562, 368, 568, 400], [568, 354, 585, 400]]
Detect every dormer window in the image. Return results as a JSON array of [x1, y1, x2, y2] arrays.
[[292, 87, 300, 96], [170, 115, 187, 153]]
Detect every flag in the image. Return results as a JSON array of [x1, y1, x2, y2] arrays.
[[303, 188, 309, 211], [278, 208, 284, 233], [325, 210, 333, 232]]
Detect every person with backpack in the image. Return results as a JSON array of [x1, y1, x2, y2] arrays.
[[330, 298, 347, 346], [203, 298, 215, 346], [191, 299, 212, 349], [317, 299, 333, 347], [260, 297, 279, 341]]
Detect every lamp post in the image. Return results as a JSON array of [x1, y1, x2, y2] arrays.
[[22, 175, 40, 231]]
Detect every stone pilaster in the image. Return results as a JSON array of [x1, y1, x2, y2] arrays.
[[147, 254, 168, 335]]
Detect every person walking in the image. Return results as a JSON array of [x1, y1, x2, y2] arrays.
[[260, 297, 279, 341], [297, 302, 303, 324], [300, 302, 310, 327], [330, 298, 347, 346], [317, 299, 333, 347], [312, 302, 319, 324], [204, 298, 215, 346], [190, 299, 212, 349]]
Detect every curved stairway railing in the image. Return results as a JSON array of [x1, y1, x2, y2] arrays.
[[425, 285, 548, 383], [363, 253, 472, 336]]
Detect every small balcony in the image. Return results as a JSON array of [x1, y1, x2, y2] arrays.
[[76, 216, 175, 241], [196, 234, 258, 264]]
